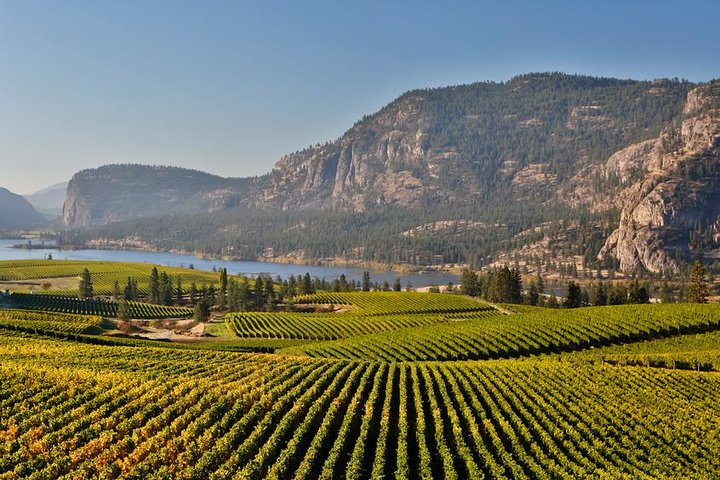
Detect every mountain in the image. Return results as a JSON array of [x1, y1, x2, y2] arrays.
[[61, 73, 720, 274], [24, 182, 68, 218], [0, 187, 48, 229], [63, 165, 256, 227]]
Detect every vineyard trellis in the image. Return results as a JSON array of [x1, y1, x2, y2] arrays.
[[0, 334, 718, 478]]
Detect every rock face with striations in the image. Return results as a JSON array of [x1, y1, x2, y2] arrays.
[[63, 165, 254, 228], [597, 81, 720, 273], [60, 74, 720, 274]]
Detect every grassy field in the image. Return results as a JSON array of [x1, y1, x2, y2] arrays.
[[1, 265, 719, 478], [0, 259, 222, 296]]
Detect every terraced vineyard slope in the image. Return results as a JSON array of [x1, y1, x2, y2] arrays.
[[226, 292, 499, 341], [0, 332, 718, 478], [0, 259, 221, 296], [9, 293, 192, 319], [280, 304, 720, 361]]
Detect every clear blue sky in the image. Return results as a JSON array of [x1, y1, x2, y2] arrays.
[[1, 0, 718, 193]]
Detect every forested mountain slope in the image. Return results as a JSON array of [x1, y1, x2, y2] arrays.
[[61, 73, 720, 273]]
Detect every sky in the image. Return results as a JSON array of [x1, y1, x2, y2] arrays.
[[1, 0, 719, 194]]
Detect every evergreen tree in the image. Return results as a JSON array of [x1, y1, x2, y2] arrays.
[[78, 268, 93, 299], [160, 272, 173, 305], [189, 282, 198, 305], [116, 299, 130, 320], [219, 268, 228, 306], [193, 299, 210, 322], [255, 276, 265, 309], [112, 279, 120, 300], [302, 273, 313, 295], [535, 272, 545, 295], [264, 277, 275, 310], [460, 269, 479, 296], [176, 277, 183, 304], [393, 278, 402, 292], [362, 271, 371, 292], [564, 281, 582, 308], [687, 261, 709, 303], [593, 282, 607, 306], [660, 281, 675, 303], [239, 280, 251, 310], [149, 267, 160, 304], [124, 277, 138, 301], [527, 280, 539, 306], [608, 283, 627, 305]]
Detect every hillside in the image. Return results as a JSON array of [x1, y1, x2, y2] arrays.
[[61, 73, 720, 273], [23, 181, 68, 218], [1, 296, 719, 478], [0, 187, 47, 229], [63, 164, 256, 227]]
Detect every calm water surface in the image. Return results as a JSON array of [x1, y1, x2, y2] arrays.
[[0, 239, 458, 287]]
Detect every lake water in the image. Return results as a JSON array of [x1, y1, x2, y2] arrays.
[[0, 239, 458, 288]]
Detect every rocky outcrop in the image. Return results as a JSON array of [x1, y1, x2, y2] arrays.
[[63, 164, 254, 228], [60, 73, 720, 275], [598, 81, 720, 273]]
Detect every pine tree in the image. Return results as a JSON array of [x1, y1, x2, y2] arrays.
[[362, 271, 371, 292], [564, 281, 582, 308], [124, 277, 137, 301], [460, 269, 479, 296], [116, 299, 130, 320], [78, 268, 93, 299], [593, 282, 607, 306], [687, 261, 709, 303], [219, 268, 228, 306], [176, 277, 183, 304], [393, 278, 402, 292], [527, 281, 539, 306], [193, 299, 210, 322], [189, 282, 197, 305], [149, 267, 160, 304]]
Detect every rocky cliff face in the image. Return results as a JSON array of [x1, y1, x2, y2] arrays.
[[63, 165, 254, 228], [60, 74, 720, 274], [258, 92, 446, 211], [597, 81, 720, 273]]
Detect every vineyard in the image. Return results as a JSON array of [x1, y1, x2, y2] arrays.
[[9, 293, 192, 319], [279, 303, 720, 361], [0, 309, 100, 335], [293, 291, 492, 315], [0, 332, 718, 479], [226, 292, 500, 341], [1, 270, 720, 477], [0, 259, 222, 296], [563, 330, 720, 371]]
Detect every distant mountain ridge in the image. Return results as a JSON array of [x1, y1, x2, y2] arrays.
[[61, 73, 720, 273], [0, 187, 47, 229], [24, 182, 68, 218]]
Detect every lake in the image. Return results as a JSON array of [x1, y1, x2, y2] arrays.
[[0, 239, 458, 288]]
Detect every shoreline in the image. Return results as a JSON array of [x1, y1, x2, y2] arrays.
[[14, 242, 464, 276]]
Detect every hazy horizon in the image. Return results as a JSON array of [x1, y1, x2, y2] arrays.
[[2, 0, 719, 194]]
